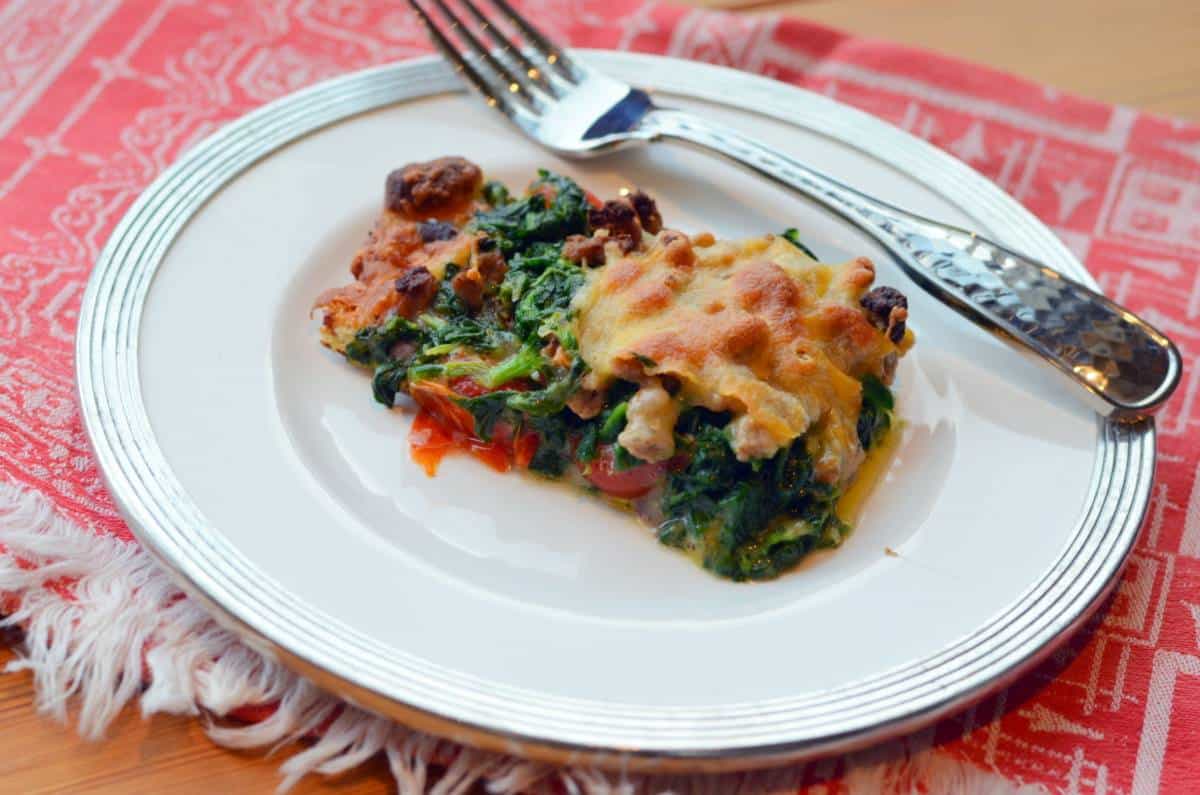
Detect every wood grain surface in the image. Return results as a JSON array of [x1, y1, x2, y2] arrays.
[[784, 0, 1200, 119], [4, 1, 1197, 792]]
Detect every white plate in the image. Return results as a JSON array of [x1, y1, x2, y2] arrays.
[[77, 52, 1153, 770]]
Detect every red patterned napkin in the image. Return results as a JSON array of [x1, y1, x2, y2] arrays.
[[1, 1, 1197, 792]]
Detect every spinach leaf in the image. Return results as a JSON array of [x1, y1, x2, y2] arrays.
[[575, 422, 600, 464], [456, 357, 586, 444], [425, 314, 511, 352], [662, 424, 738, 530], [732, 519, 824, 581], [433, 263, 467, 315], [857, 374, 894, 450], [405, 360, 488, 383], [371, 359, 410, 407], [456, 388, 576, 478], [505, 356, 586, 416], [660, 416, 848, 581], [525, 414, 571, 477], [597, 401, 628, 443], [344, 315, 421, 366], [480, 345, 545, 389], [498, 242, 562, 309], [471, 171, 588, 254], [458, 392, 511, 441], [514, 257, 584, 341]]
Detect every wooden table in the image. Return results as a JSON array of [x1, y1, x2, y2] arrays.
[[781, 0, 1200, 119], [3, 1, 1197, 792]]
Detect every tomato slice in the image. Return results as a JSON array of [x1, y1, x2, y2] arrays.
[[409, 380, 512, 474], [584, 190, 603, 209], [463, 436, 510, 472], [409, 406, 511, 475], [409, 410, 456, 476], [409, 380, 475, 435], [584, 446, 666, 499]]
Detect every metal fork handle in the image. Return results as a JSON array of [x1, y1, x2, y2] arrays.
[[640, 108, 1181, 420]]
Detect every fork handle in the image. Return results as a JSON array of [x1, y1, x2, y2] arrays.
[[641, 109, 1180, 419]]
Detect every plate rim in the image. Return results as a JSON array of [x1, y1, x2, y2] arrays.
[[76, 51, 1154, 770]]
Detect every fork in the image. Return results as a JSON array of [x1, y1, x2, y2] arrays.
[[406, 0, 1180, 420]]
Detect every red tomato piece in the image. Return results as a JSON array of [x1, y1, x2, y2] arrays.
[[448, 376, 487, 398], [409, 404, 512, 475], [410, 380, 475, 435], [465, 437, 511, 472], [584, 446, 666, 499], [409, 410, 455, 476], [513, 431, 539, 470]]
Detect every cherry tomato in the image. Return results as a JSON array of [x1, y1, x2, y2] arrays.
[[584, 446, 665, 499]]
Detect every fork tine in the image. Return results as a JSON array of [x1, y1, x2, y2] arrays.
[[455, 0, 561, 97], [482, 0, 581, 82], [406, 0, 526, 119], [424, 0, 544, 108]]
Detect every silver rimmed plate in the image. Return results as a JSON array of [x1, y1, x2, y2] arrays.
[[77, 52, 1153, 771]]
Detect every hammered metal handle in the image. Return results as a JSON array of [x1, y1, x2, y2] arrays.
[[643, 109, 1182, 419]]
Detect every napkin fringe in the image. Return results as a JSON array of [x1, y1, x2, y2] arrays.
[[0, 481, 1038, 794]]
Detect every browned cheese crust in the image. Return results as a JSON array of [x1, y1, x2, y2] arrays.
[[572, 232, 914, 483], [312, 157, 486, 351]]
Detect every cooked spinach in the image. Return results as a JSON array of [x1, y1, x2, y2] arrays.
[[525, 414, 572, 477], [352, 317, 427, 405], [575, 422, 600, 464], [458, 391, 511, 441], [480, 345, 544, 389], [504, 356, 586, 416], [372, 359, 411, 407], [424, 314, 512, 353], [514, 257, 584, 341], [597, 401, 628, 443], [471, 170, 588, 254], [661, 424, 738, 530], [405, 359, 488, 383], [457, 357, 586, 439], [659, 414, 853, 581], [344, 315, 421, 366], [433, 263, 467, 315], [857, 374, 894, 450], [499, 242, 563, 308]]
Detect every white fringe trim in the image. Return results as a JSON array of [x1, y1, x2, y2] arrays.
[[0, 481, 1043, 794]]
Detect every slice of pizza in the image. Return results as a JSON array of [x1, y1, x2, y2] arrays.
[[313, 157, 914, 581]]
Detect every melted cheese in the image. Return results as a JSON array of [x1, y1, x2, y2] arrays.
[[314, 209, 475, 353], [572, 232, 913, 483]]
